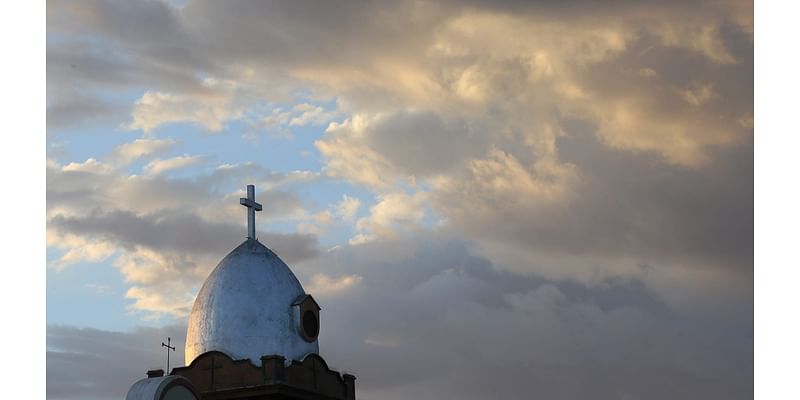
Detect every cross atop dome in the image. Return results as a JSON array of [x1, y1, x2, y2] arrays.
[[127, 182, 351, 400], [185, 185, 321, 367], [239, 184, 262, 240]]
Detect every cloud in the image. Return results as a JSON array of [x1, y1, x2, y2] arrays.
[[638, 67, 658, 78], [85, 283, 112, 296], [296, 233, 752, 400], [127, 79, 244, 133], [143, 155, 204, 175], [46, 94, 129, 131], [46, 0, 753, 312], [306, 273, 363, 296], [348, 110, 489, 178], [288, 103, 340, 126], [46, 158, 310, 221], [49, 208, 320, 317], [108, 138, 176, 166], [257, 102, 341, 138], [45, 2, 753, 398], [677, 82, 717, 106], [435, 147, 579, 211], [433, 132, 752, 283], [47, 323, 188, 400], [47, 159, 322, 317], [316, 116, 406, 190], [50, 211, 239, 257], [47, 231, 752, 400], [334, 195, 361, 222], [352, 191, 428, 243], [60, 158, 113, 174], [46, 0, 753, 307], [651, 22, 737, 64], [48, 0, 752, 165], [297, 194, 365, 236], [46, 229, 117, 270]]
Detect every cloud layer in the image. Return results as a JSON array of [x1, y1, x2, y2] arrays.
[[47, 0, 752, 399], [46, 233, 752, 400]]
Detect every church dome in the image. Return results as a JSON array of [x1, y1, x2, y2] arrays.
[[184, 238, 319, 366]]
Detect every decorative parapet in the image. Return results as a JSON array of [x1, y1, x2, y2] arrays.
[[170, 351, 355, 400]]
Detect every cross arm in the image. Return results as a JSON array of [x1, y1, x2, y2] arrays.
[[240, 197, 263, 211]]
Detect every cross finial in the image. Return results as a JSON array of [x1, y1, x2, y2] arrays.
[[161, 336, 175, 374], [239, 184, 262, 240]]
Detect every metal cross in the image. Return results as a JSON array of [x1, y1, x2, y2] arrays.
[[161, 337, 175, 374], [203, 355, 223, 390], [239, 184, 262, 240]]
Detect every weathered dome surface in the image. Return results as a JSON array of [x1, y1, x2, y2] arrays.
[[185, 238, 318, 366]]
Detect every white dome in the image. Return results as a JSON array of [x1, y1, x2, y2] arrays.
[[184, 238, 319, 366]]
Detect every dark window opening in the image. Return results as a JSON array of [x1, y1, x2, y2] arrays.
[[302, 310, 319, 339]]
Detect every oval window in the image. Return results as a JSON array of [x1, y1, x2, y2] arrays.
[[302, 310, 319, 340]]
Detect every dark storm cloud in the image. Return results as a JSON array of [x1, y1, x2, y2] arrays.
[[46, 0, 218, 130], [293, 233, 752, 400], [450, 0, 739, 17], [362, 110, 489, 177], [46, 0, 751, 77], [178, 0, 442, 69], [46, 0, 753, 138], [46, 0, 440, 110], [46, 40, 207, 98], [47, 0, 208, 72], [46, 94, 129, 131], [435, 131, 753, 276]]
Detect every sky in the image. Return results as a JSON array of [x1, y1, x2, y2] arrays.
[[45, 1, 753, 399]]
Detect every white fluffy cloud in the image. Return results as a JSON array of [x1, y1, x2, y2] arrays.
[[108, 138, 176, 166], [143, 155, 204, 175], [351, 192, 428, 244], [335, 195, 361, 222], [128, 92, 234, 133]]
